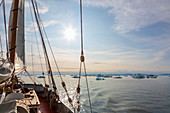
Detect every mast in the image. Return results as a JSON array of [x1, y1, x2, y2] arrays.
[[9, 0, 19, 64], [8, 0, 25, 69]]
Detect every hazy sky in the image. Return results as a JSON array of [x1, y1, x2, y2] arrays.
[[0, 0, 170, 74]]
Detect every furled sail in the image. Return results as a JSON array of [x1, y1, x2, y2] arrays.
[[8, 0, 25, 73], [0, 59, 13, 83]]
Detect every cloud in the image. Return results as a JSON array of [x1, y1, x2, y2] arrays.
[[26, 20, 58, 33], [5, 0, 49, 14], [123, 31, 170, 63], [36, 0, 49, 14], [75, 0, 170, 33], [84, 48, 170, 73], [43, 20, 58, 27], [87, 49, 151, 59], [151, 47, 170, 63], [86, 47, 170, 66]]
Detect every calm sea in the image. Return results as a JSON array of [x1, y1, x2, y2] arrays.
[[21, 75, 170, 113]]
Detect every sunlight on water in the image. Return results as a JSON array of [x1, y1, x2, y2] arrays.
[[20, 75, 170, 113]]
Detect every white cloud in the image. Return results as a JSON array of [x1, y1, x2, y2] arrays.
[[36, 0, 49, 14], [4, 0, 49, 14], [43, 20, 58, 27], [26, 20, 58, 33], [151, 47, 170, 63], [75, 0, 170, 33], [86, 46, 170, 66]]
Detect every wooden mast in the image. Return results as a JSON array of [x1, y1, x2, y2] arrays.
[[10, 0, 19, 64]]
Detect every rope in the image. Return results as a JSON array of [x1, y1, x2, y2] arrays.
[[80, 0, 84, 56], [41, 20, 76, 111], [33, 0, 75, 110], [31, 45, 35, 75], [33, 0, 63, 81], [30, 1, 52, 88], [76, 0, 92, 112], [38, 13, 75, 109], [33, 0, 52, 87], [0, 0, 4, 6], [83, 62, 92, 113], [28, 0, 46, 85], [31, 0, 58, 97], [0, 35, 3, 57], [25, 69, 41, 85], [2, 0, 9, 58], [77, 62, 82, 112], [32, 0, 54, 90]]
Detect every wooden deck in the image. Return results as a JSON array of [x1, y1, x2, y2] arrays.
[[23, 89, 40, 107], [23, 84, 73, 113], [38, 96, 58, 113]]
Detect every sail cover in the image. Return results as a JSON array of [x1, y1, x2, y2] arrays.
[[8, 0, 25, 73], [0, 59, 13, 83]]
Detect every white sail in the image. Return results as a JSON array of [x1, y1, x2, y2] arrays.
[[8, 0, 25, 73], [0, 59, 13, 83]]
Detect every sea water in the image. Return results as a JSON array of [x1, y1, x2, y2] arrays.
[[20, 75, 170, 113]]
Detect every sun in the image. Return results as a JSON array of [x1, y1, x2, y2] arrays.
[[63, 25, 77, 41]]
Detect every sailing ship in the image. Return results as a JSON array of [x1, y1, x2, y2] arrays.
[[0, 0, 92, 113]]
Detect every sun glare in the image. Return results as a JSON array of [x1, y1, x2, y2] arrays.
[[63, 25, 77, 41]]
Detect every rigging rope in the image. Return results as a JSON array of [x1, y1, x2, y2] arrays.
[[31, 45, 35, 75], [0, 35, 3, 57], [31, 0, 58, 97], [2, 0, 9, 58], [38, 14, 75, 110], [33, 0, 75, 110], [76, 0, 92, 112], [25, 69, 41, 85], [0, 0, 4, 6], [28, 0, 46, 86]]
